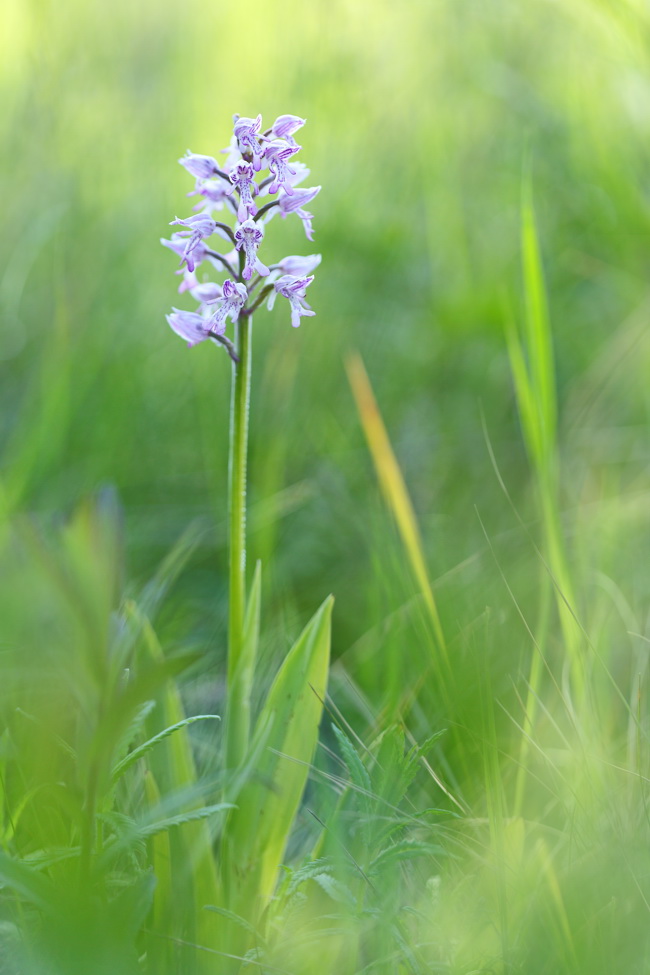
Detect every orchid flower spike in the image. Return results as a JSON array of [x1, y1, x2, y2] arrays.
[[163, 112, 320, 350]]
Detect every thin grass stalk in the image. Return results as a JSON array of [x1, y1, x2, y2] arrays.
[[225, 314, 252, 771]]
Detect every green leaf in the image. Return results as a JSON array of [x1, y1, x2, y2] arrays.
[[111, 714, 221, 782], [285, 857, 334, 897], [521, 171, 556, 462], [143, 768, 172, 935], [331, 723, 373, 848], [203, 904, 264, 941], [225, 595, 333, 917], [99, 802, 234, 866], [0, 851, 59, 914], [312, 872, 357, 909], [112, 700, 156, 769], [331, 724, 372, 796], [369, 840, 445, 874], [109, 873, 157, 940]]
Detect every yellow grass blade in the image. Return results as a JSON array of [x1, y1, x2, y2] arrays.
[[346, 352, 446, 658]]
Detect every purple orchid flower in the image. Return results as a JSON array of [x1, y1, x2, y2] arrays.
[[234, 219, 270, 281], [191, 281, 223, 306], [268, 274, 316, 327], [164, 113, 320, 350], [258, 161, 310, 199], [263, 188, 320, 242], [207, 279, 248, 333], [161, 232, 212, 274], [233, 114, 263, 171], [228, 161, 259, 222], [179, 150, 220, 180], [166, 308, 212, 347], [278, 185, 321, 215], [284, 161, 310, 188], [169, 213, 217, 271], [295, 209, 315, 241], [178, 268, 200, 293], [264, 141, 301, 194], [268, 114, 306, 147], [188, 177, 230, 212]]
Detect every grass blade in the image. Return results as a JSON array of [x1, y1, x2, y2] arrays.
[[346, 353, 446, 661]]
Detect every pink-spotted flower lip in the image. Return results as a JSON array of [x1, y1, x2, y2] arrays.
[[166, 308, 211, 347], [263, 141, 301, 194], [233, 114, 264, 171], [207, 278, 248, 334], [227, 160, 259, 222], [267, 114, 306, 146], [222, 279, 247, 301], [178, 150, 220, 180], [169, 213, 217, 271], [234, 219, 270, 281], [268, 274, 316, 328]]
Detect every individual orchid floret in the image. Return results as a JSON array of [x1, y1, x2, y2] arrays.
[[188, 177, 230, 212], [278, 185, 321, 217], [285, 161, 310, 189], [264, 141, 301, 194], [269, 188, 320, 241], [228, 161, 259, 222], [190, 281, 223, 306], [178, 268, 200, 294], [179, 150, 220, 180], [275, 254, 322, 277], [220, 134, 244, 172], [167, 308, 212, 347], [233, 114, 263, 171], [268, 114, 306, 146], [258, 161, 310, 198], [268, 274, 316, 328], [297, 209, 315, 241], [162, 232, 211, 274], [207, 279, 248, 334], [234, 219, 270, 281], [169, 213, 217, 271]]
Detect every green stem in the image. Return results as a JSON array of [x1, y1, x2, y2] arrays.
[[225, 314, 252, 770]]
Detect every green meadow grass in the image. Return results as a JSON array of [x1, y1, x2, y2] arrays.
[[1, 0, 650, 971]]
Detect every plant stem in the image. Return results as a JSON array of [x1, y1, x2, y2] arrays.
[[225, 314, 252, 770]]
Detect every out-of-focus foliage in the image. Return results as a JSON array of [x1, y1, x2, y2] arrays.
[[1, 0, 650, 971]]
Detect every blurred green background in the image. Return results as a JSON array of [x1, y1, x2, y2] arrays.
[[2, 0, 650, 970]]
